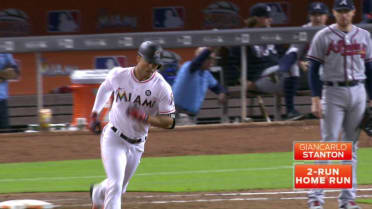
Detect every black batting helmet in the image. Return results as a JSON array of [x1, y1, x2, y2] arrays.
[[138, 41, 163, 66]]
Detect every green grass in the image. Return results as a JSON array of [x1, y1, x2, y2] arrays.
[[0, 148, 372, 193], [357, 199, 372, 204]]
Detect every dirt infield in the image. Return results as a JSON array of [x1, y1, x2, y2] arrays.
[[1, 120, 372, 209]]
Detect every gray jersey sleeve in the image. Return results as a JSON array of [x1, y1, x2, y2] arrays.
[[365, 32, 372, 63], [307, 31, 325, 63]]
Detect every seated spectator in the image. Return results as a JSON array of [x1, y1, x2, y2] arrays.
[[231, 3, 303, 120], [172, 47, 226, 125]]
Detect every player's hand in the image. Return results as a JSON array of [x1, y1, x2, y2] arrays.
[[369, 100, 372, 107], [311, 97, 322, 118], [89, 112, 102, 135], [218, 93, 227, 104], [268, 72, 279, 83], [299, 61, 309, 72], [127, 106, 149, 123]]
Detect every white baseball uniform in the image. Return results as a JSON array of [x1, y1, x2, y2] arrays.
[[90, 66, 175, 209]]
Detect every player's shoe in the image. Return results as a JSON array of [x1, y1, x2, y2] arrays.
[[309, 201, 324, 209], [339, 201, 362, 209], [90, 184, 101, 209], [286, 110, 305, 121]]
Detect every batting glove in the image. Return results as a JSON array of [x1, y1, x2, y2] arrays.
[[89, 112, 102, 135], [127, 106, 149, 122]]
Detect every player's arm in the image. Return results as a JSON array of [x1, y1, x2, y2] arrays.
[[0, 67, 18, 80], [147, 113, 175, 129], [126, 109, 176, 129], [308, 59, 322, 118], [365, 61, 372, 105], [0, 54, 19, 82], [306, 31, 325, 118], [189, 47, 212, 73], [207, 71, 227, 103], [127, 84, 176, 129], [365, 32, 372, 106], [90, 78, 113, 134], [92, 79, 113, 115], [210, 84, 226, 104]]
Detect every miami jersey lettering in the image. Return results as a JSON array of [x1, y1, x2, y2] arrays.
[[105, 67, 175, 139]]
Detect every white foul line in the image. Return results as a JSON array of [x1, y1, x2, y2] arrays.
[[64, 194, 372, 207], [0, 166, 292, 183], [137, 188, 372, 198]]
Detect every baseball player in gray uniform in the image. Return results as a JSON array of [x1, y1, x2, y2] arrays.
[[307, 0, 372, 208]]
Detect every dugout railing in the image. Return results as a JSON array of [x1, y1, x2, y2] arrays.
[[2, 25, 372, 126]]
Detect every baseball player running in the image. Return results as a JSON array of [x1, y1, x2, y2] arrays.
[[307, 0, 372, 208], [89, 41, 176, 209]]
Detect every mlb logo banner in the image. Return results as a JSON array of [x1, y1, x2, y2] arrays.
[[95, 56, 127, 70], [48, 10, 80, 32], [153, 7, 184, 29]]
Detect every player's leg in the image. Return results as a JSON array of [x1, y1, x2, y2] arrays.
[[308, 86, 346, 207], [92, 126, 128, 209], [254, 65, 282, 94], [121, 145, 144, 195], [338, 84, 366, 207], [90, 125, 111, 208], [283, 64, 303, 120]]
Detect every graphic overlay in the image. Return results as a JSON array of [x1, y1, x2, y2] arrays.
[[294, 164, 352, 189], [294, 142, 352, 161]]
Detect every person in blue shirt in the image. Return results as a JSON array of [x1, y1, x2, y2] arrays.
[[172, 47, 226, 124], [0, 54, 19, 129]]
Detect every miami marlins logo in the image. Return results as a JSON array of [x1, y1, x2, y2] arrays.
[[145, 90, 151, 96], [116, 88, 156, 108]]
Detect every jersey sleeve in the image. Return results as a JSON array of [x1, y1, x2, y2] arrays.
[[206, 71, 218, 88], [158, 83, 176, 114], [307, 31, 325, 63], [5, 54, 19, 73], [91, 69, 115, 113], [365, 32, 372, 63]]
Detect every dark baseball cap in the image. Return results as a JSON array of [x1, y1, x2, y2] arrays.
[[309, 2, 329, 15], [250, 3, 272, 18], [333, 0, 355, 11]]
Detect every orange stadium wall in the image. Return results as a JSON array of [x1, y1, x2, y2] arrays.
[[2, 0, 364, 95]]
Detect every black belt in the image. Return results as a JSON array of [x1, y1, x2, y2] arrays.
[[111, 126, 143, 144], [323, 80, 364, 87]]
